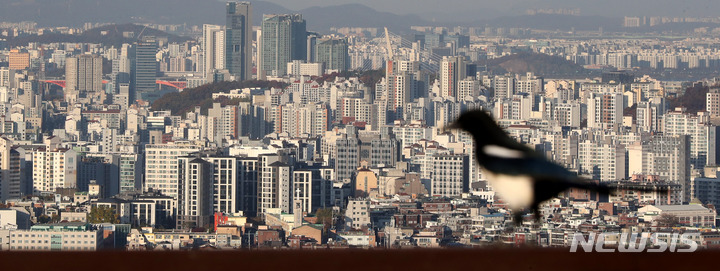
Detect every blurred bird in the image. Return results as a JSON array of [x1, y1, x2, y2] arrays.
[[448, 110, 613, 225]]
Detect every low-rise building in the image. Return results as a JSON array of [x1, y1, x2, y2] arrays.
[[7, 222, 101, 251], [638, 204, 717, 227]]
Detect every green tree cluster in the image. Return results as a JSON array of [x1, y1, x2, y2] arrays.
[[88, 206, 120, 224], [315, 208, 334, 231]]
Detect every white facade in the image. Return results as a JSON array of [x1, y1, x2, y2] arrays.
[[429, 154, 469, 197], [286, 61, 323, 77], [144, 142, 203, 198], [202, 24, 226, 81], [8, 227, 101, 251], [578, 141, 626, 181], [31, 148, 77, 193]]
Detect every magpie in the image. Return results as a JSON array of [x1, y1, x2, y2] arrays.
[[448, 110, 613, 225]]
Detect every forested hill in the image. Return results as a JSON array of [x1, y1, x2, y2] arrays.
[[151, 80, 287, 115], [479, 53, 596, 78]]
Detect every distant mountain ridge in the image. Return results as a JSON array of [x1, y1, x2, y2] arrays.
[[0, 0, 292, 27], [296, 4, 427, 31], [0, 0, 713, 33], [8, 24, 191, 47], [0, 0, 615, 33]]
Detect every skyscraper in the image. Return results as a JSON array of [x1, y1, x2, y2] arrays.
[[260, 14, 307, 77], [133, 36, 158, 100], [315, 37, 349, 72], [226, 1, 252, 81]]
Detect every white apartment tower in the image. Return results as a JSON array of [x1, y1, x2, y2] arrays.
[[144, 142, 202, 198], [202, 24, 226, 81], [32, 148, 78, 193], [439, 56, 467, 99], [578, 141, 626, 181]]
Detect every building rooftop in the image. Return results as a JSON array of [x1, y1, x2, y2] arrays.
[[655, 205, 710, 212]]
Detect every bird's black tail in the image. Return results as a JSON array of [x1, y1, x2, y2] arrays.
[[570, 178, 670, 196], [570, 179, 612, 195]]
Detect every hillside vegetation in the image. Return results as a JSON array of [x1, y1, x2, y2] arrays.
[[667, 84, 709, 114], [151, 80, 287, 115], [479, 53, 595, 78]]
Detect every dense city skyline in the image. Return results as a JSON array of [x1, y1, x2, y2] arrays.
[[2, 0, 720, 254]]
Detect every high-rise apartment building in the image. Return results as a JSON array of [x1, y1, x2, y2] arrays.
[[65, 54, 103, 102], [0, 137, 20, 201], [203, 24, 226, 81], [259, 14, 307, 77], [627, 135, 690, 201], [493, 75, 515, 100], [707, 87, 720, 117], [257, 154, 292, 214], [553, 102, 582, 128], [334, 127, 398, 182], [439, 56, 468, 99], [31, 148, 78, 193], [144, 142, 202, 198], [274, 103, 330, 138], [386, 59, 419, 118], [315, 38, 349, 72], [578, 141, 626, 181], [663, 108, 718, 170], [587, 92, 624, 130], [176, 157, 214, 229], [226, 1, 252, 81]]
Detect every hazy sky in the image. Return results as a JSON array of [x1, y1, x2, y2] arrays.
[[261, 0, 720, 18], [263, 0, 523, 15]]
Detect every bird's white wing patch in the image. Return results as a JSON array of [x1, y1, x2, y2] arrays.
[[484, 170, 534, 210], [483, 145, 524, 159]]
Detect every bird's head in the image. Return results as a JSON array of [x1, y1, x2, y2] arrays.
[[447, 110, 507, 146]]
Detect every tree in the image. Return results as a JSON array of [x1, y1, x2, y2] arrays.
[[656, 213, 679, 228], [667, 83, 709, 114], [88, 206, 120, 224], [37, 215, 51, 224], [315, 208, 334, 231]]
